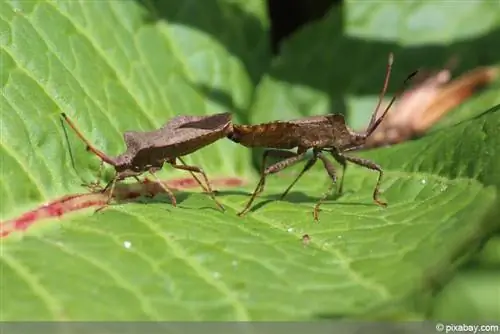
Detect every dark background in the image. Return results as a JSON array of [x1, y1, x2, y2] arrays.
[[268, 0, 340, 54]]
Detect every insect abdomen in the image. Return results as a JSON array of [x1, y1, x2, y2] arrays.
[[228, 123, 299, 149]]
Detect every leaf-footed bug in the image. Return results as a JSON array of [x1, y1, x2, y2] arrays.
[[228, 53, 418, 220], [61, 112, 233, 212]]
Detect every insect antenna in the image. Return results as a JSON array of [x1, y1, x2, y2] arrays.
[[60, 113, 117, 166], [366, 52, 394, 132], [365, 69, 419, 137], [60, 116, 78, 172]]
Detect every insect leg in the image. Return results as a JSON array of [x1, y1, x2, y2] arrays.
[[168, 160, 225, 212], [279, 150, 319, 200], [312, 153, 338, 221], [177, 157, 210, 194], [339, 154, 387, 207], [83, 159, 106, 192], [255, 150, 299, 195], [94, 175, 118, 213], [149, 171, 177, 207], [238, 150, 308, 217], [330, 151, 347, 195], [94, 159, 105, 185]]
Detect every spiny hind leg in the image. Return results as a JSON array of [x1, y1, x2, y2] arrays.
[[338, 154, 387, 207], [238, 150, 307, 217], [169, 159, 224, 212]]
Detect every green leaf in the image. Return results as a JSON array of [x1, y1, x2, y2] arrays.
[[1, 167, 496, 320], [242, 0, 500, 321], [475, 236, 500, 267], [1, 0, 499, 322], [0, 0, 270, 220], [365, 104, 500, 190], [432, 270, 500, 321]]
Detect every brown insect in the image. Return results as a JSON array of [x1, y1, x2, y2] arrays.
[[228, 53, 417, 220], [61, 112, 233, 211]]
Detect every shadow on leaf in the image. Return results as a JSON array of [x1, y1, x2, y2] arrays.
[[136, 1, 500, 112], [135, 0, 270, 87], [217, 188, 372, 215]]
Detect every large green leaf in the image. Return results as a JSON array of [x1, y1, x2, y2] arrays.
[[244, 0, 500, 322], [0, 168, 496, 320], [1, 0, 499, 321], [0, 0, 270, 221]]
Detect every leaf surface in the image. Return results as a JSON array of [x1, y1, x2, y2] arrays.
[[2, 167, 495, 320], [1, 0, 499, 321], [0, 0, 270, 220]]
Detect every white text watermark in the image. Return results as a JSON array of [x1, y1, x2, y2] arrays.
[[436, 323, 500, 333]]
